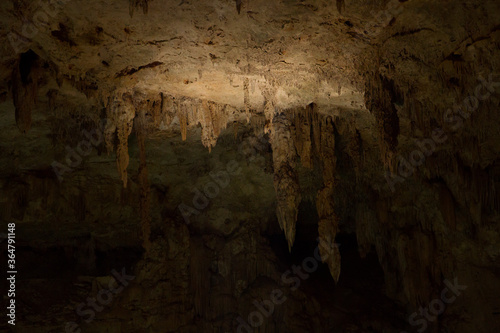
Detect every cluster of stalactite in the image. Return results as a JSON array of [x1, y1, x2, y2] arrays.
[[352, 16, 500, 326], [103, 91, 136, 188], [162, 94, 235, 151], [12, 50, 345, 278], [295, 104, 341, 282], [364, 72, 401, 170], [266, 102, 341, 281], [99, 91, 240, 187]]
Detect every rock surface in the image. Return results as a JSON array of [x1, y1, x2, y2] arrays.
[[1, 0, 500, 332]]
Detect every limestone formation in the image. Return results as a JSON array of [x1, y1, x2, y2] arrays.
[[269, 111, 301, 251], [1, 1, 499, 332]]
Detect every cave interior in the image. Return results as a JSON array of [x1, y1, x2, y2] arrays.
[[1, 0, 500, 332]]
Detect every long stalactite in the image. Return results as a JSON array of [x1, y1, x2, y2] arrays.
[[136, 109, 152, 254], [268, 110, 302, 251], [315, 114, 341, 282], [104, 92, 136, 188]]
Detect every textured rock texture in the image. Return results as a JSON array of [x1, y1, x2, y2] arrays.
[[1, 0, 500, 332]]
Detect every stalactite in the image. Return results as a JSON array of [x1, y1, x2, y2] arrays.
[[104, 92, 136, 188], [150, 93, 162, 127], [103, 120, 116, 154], [116, 120, 133, 187], [312, 109, 321, 156], [355, 204, 377, 259], [345, 128, 362, 181], [233, 121, 239, 140], [160, 93, 176, 127], [235, 0, 242, 14], [136, 111, 151, 253], [259, 83, 303, 250], [179, 100, 188, 141], [243, 77, 250, 123], [186, 99, 197, 125], [317, 186, 341, 282], [156, 93, 234, 150], [269, 111, 301, 251], [211, 102, 221, 138], [260, 83, 276, 134], [294, 105, 313, 169], [364, 72, 401, 171], [315, 115, 341, 282], [200, 100, 214, 151], [196, 99, 229, 151], [11, 50, 41, 134]]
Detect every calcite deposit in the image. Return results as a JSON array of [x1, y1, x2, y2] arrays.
[[1, 0, 500, 332]]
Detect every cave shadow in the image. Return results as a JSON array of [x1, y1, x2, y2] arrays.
[[265, 201, 407, 331]]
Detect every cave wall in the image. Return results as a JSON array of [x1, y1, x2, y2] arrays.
[[1, 0, 500, 332], [354, 1, 500, 332]]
